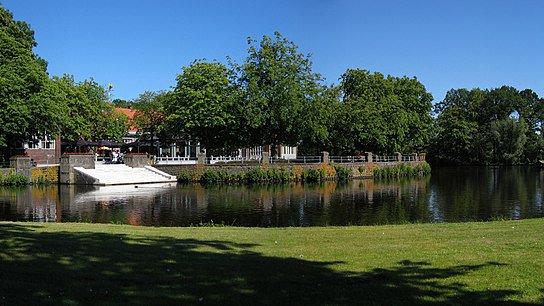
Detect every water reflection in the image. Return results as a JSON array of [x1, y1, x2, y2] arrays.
[[0, 167, 543, 227], [0, 186, 60, 222]]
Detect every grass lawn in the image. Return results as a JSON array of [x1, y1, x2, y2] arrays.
[[1, 219, 543, 305]]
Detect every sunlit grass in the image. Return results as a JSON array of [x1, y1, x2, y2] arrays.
[[0, 219, 543, 305]]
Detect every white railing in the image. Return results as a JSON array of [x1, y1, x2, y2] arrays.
[[154, 156, 197, 165], [401, 156, 417, 162], [270, 156, 322, 164], [373, 156, 398, 162], [330, 156, 366, 163], [150, 154, 422, 165], [208, 156, 259, 164]]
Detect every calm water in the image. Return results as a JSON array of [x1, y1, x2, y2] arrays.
[[1, 167, 543, 227]]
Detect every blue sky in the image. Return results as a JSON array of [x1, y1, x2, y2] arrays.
[[2, 0, 543, 102]]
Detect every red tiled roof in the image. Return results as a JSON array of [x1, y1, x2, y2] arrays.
[[115, 107, 138, 133], [115, 107, 136, 119]]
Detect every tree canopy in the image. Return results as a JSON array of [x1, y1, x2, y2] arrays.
[[164, 61, 239, 155], [53, 75, 129, 142], [336, 69, 434, 154], [236, 32, 330, 151], [132, 90, 167, 154], [0, 5, 64, 148], [432, 86, 544, 165]]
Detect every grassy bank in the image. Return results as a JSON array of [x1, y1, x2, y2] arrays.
[[1, 219, 543, 305]]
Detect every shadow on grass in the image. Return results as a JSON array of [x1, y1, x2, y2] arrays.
[[0, 224, 536, 305]]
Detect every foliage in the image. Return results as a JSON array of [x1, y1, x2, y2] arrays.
[[199, 167, 292, 184], [31, 166, 58, 184], [236, 32, 331, 152], [488, 119, 528, 164], [176, 171, 193, 183], [431, 86, 544, 165], [302, 168, 325, 182], [53, 75, 129, 142], [336, 69, 434, 155], [0, 5, 65, 149], [0, 171, 29, 185], [132, 91, 168, 154], [164, 61, 239, 155], [334, 165, 353, 181], [111, 98, 131, 108]]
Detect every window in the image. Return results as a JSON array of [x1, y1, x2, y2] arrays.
[[25, 135, 55, 150]]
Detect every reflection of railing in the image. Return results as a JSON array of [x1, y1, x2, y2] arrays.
[[401, 156, 417, 162], [154, 156, 197, 165]]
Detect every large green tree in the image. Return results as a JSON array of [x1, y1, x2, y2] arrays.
[[432, 86, 544, 165], [237, 32, 330, 152], [54, 75, 128, 142], [164, 61, 239, 155], [338, 69, 433, 154], [0, 5, 65, 150]]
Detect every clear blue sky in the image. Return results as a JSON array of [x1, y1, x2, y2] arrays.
[[2, 0, 543, 102]]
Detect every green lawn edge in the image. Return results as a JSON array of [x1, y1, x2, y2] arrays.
[[1, 219, 543, 305]]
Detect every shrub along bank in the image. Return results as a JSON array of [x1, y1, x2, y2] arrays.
[[0, 166, 58, 186], [0, 170, 29, 186], [174, 162, 431, 183]]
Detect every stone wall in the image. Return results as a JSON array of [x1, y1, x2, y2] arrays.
[[124, 154, 150, 168], [59, 154, 95, 184], [10, 156, 32, 180]]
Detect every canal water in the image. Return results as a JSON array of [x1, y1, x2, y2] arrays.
[[1, 166, 543, 227]]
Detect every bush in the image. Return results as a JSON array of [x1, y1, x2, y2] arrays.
[[0, 173, 29, 186], [246, 168, 267, 183], [201, 170, 221, 183], [303, 168, 325, 182], [334, 165, 353, 181], [177, 172, 193, 183]]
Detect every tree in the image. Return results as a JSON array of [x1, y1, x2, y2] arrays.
[[432, 86, 544, 165], [237, 32, 329, 152], [54, 75, 128, 142], [132, 91, 167, 154], [489, 119, 528, 164], [0, 5, 65, 151], [339, 69, 433, 154], [432, 105, 478, 164], [111, 98, 131, 108], [164, 61, 239, 155]]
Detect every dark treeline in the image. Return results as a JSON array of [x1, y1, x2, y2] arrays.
[[431, 87, 544, 165], [1, 4, 543, 165]]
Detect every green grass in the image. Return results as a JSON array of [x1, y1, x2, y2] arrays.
[[1, 219, 543, 305]]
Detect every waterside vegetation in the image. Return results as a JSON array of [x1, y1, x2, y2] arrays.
[[0, 219, 542, 304], [0, 171, 28, 186], [177, 162, 431, 183]]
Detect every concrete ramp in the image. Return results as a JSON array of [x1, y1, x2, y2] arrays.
[[74, 164, 177, 186]]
